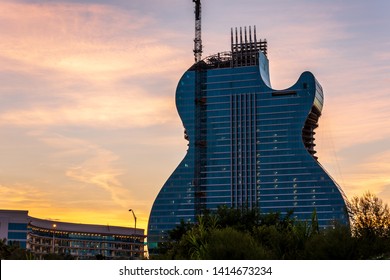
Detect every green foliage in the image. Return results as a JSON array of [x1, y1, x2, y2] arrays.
[[0, 238, 75, 260], [151, 220, 194, 259], [303, 224, 358, 259], [348, 191, 390, 238], [216, 205, 262, 232], [154, 194, 390, 260], [204, 227, 270, 259], [347, 191, 390, 259], [0, 238, 31, 260]]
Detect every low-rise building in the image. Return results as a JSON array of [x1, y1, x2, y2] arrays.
[[0, 209, 145, 259]]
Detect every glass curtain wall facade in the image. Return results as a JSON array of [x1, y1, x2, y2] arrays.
[[148, 27, 348, 249]]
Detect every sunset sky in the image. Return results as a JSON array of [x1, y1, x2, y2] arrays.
[[1, 0, 389, 232]]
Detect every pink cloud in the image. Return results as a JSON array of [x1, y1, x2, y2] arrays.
[[0, 1, 187, 129]]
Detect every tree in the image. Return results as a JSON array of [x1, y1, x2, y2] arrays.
[[0, 239, 35, 260], [348, 191, 390, 238], [303, 224, 357, 259], [0, 238, 11, 259], [153, 202, 390, 260], [347, 191, 390, 258], [203, 227, 271, 259], [216, 205, 261, 232], [151, 220, 194, 259], [180, 215, 218, 259]]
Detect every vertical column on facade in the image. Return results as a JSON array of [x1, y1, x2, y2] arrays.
[[230, 93, 258, 210], [253, 93, 258, 208], [230, 94, 234, 207], [246, 93, 257, 209], [247, 94, 251, 207], [249, 93, 255, 208], [230, 94, 237, 208], [241, 93, 249, 208], [237, 94, 242, 207], [194, 66, 207, 216]]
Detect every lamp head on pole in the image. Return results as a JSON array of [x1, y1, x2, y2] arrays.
[[128, 209, 137, 234], [128, 209, 137, 222]]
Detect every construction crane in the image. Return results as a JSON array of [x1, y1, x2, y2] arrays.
[[193, 0, 202, 62]]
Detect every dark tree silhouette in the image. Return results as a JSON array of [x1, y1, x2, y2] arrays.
[[348, 191, 390, 238]]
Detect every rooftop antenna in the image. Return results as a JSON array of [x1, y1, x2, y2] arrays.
[[193, 0, 202, 62]]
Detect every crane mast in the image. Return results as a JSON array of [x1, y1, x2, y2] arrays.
[[193, 0, 202, 62]]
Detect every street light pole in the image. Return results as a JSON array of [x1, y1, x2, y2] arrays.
[[52, 223, 57, 254], [128, 209, 137, 234], [128, 209, 138, 259]]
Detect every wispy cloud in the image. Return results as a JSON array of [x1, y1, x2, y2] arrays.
[[0, 129, 151, 227], [65, 149, 128, 207], [341, 151, 390, 202], [0, 183, 50, 207], [29, 131, 133, 206], [0, 1, 150, 72], [0, 87, 176, 128], [319, 92, 390, 151], [0, 0, 187, 129]]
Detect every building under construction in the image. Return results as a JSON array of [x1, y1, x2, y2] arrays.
[[147, 0, 348, 250]]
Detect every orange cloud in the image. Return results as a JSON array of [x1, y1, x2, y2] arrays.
[[29, 131, 134, 206], [0, 0, 187, 129], [0, 183, 51, 207], [0, 88, 176, 128], [0, 129, 152, 229], [0, 1, 188, 78], [340, 151, 390, 203], [317, 91, 390, 152]]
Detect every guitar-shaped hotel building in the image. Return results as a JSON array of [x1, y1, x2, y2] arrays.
[[148, 1, 348, 249]]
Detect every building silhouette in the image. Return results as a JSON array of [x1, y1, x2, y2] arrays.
[[148, 26, 348, 249]]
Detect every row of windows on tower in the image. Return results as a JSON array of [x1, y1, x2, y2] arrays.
[[157, 198, 346, 210]]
